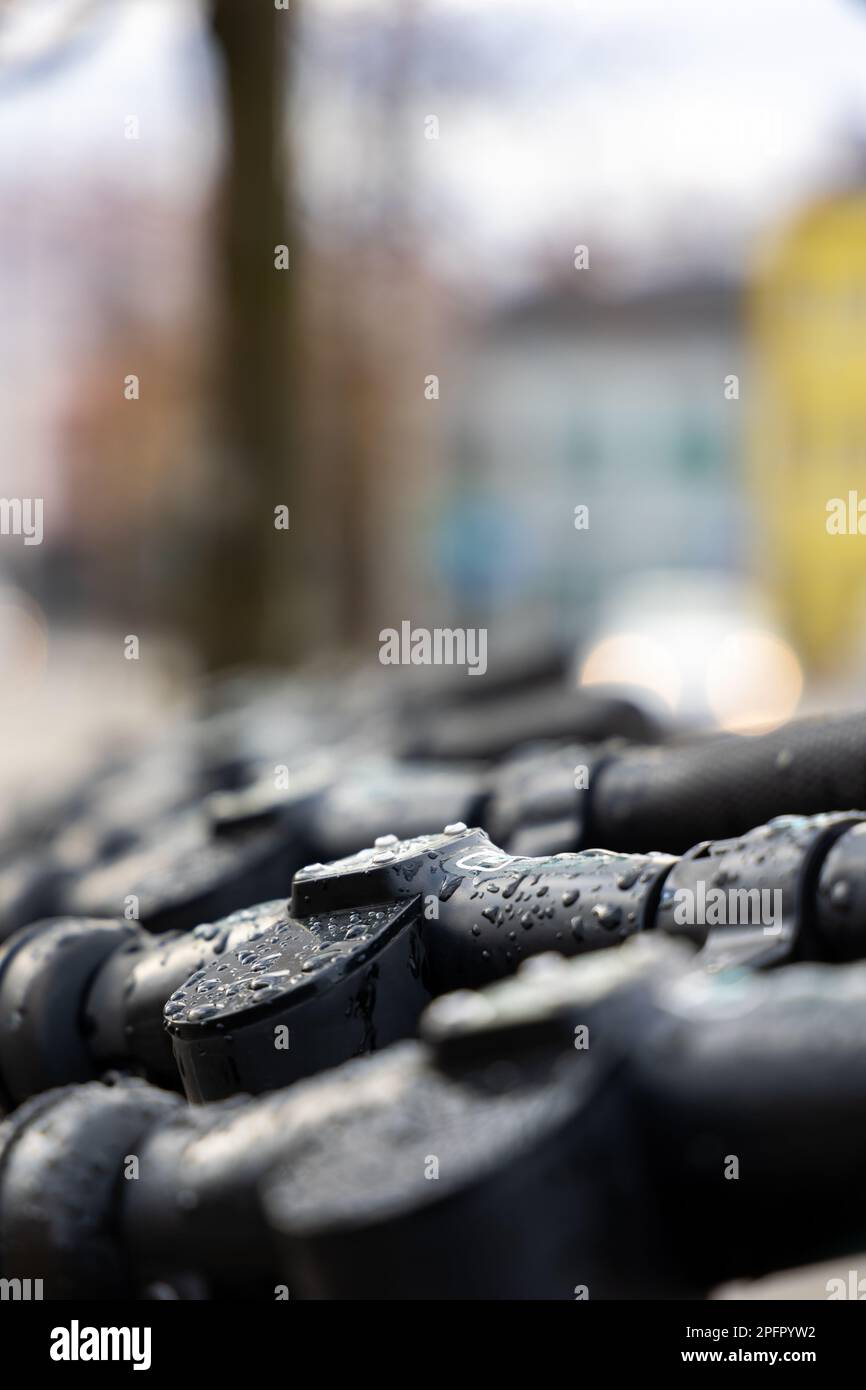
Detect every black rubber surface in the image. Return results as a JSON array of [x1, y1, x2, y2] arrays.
[[592, 712, 866, 853]]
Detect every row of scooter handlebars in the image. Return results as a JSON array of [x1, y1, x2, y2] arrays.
[[4, 662, 866, 1298]]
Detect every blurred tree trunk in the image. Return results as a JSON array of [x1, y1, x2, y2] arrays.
[[199, 0, 303, 671]]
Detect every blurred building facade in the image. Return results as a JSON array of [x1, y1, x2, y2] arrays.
[[427, 276, 749, 650]]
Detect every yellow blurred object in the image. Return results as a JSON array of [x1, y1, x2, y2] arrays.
[[751, 188, 866, 672]]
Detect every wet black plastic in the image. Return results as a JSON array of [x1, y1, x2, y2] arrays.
[[590, 710, 866, 853], [168, 898, 430, 1102], [812, 819, 866, 961], [267, 946, 866, 1298], [168, 825, 674, 1101], [9, 809, 866, 1114], [0, 918, 135, 1111], [399, 685, 657, 761], [62, 807, 305, 934], [655, 811, 864, 969], [169, 808, 866, 1103], [0, 902, 291, 1108], [0, 1079, 180, 1299], [7, 942, 866, 1299]]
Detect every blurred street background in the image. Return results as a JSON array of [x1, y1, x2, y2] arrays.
[[4, 0, 866, 795]]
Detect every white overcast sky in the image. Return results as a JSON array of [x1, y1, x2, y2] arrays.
[[2, 0, 866, 281]]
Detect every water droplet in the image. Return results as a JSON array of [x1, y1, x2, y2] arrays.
[[830, 880, 851, 909], [502, 873, 528, 900], [439, 874, 462, 902], [252, 952, 282, 971], [591, 904, 622, 930]]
